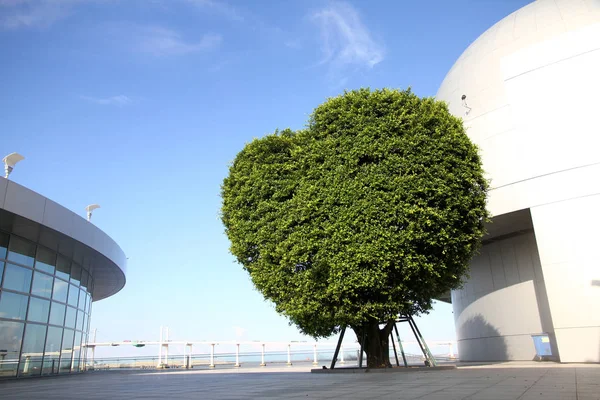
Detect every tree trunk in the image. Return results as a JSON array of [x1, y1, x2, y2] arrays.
[[352, 319, 395, 368]]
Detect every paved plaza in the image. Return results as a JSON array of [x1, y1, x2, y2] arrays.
[[1, 362, 599, 399]]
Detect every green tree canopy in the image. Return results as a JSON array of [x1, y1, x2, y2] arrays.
[[221, 88, 488, 367]]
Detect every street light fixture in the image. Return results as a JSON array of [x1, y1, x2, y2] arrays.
[[461, 94, 472, 115], [85, 204, 101, 222], [2, 152, 25, 179]]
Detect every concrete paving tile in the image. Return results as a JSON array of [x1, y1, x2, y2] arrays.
[[418, 394, 468, 400], [1, 362, 599, 399], [579, 388, 600, 392], [520, 396, 576, 400]]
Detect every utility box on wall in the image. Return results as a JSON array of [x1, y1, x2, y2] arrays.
[[531, 334, 552, 360]]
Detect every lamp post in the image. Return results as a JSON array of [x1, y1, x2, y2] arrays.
[[86, 204, 101, 222], [2, 152, 24, 179]]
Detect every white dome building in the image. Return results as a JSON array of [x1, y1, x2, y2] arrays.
[[437, 0, 600, 362]]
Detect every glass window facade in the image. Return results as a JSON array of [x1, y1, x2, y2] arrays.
[[60, 329, 74, 373], [73, 331, 83, 372], [43, 326, 62, 374], [0, 320, 24, 377], [55, 256, 70, 281], [49, 302, 66, 326], [31, 272, 54, 298], [19, 323, 47, 376], [76, 310, 84, 332], [52, 279, 69, 303], [27, 298, 50, 324], [35, 247, 56, 275], [3, 264, 32, 293], [64, 306, 76, 329], [67, 284, 79, 307], [7, 236, 35, 268], [78, 288, 86, 311], [0, 232, 94, 378], [0, 232, 8, 259], [0, 291, 28, 320]]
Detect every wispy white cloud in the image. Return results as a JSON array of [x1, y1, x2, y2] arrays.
[[133, 26, 222, 56], [81, 95, 133, 106], [0, 0, 77, 30], [183, 0, 244, 22], [182, 0, 297, 52], [311, 1, 384, 69]]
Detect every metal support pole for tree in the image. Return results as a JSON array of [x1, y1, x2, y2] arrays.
[[405, 316, 427, 364], [390, 331, 400, 367], [330, 326, 346, 369], [312, 344, 318, 366], [405, 316, 436, 367], [408, 315, 437, 367], [394, 324, 408, 367]]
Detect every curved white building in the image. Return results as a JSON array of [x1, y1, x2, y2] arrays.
[[0, 176, 126, 377], [437, 0, 600, 362]]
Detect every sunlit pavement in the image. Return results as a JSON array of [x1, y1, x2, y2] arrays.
[[1, 362, 599, 399]]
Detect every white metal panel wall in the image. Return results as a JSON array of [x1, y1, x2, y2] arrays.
[[531, 195, 600, 362], [438, 0, 600, 362], [453, 232, 547, 361]]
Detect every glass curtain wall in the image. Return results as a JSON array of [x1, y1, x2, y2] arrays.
[[0, 231, 94, 378]]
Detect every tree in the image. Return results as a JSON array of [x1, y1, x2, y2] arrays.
[[221, 88, 488, 368]]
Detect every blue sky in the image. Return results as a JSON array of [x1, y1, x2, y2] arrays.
[[0, 0, 531, 357]]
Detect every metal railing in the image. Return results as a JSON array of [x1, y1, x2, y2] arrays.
[[83, 341, 457, 371]]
